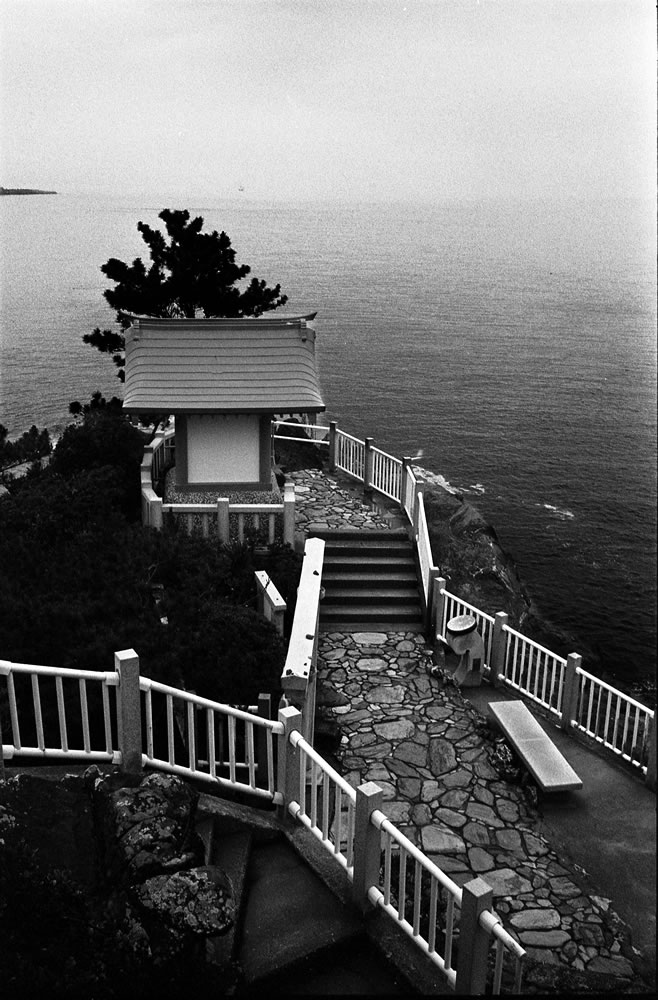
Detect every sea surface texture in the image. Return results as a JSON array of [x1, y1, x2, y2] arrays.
[[1, 194, 655, 691]]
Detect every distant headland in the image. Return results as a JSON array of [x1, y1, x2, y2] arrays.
[[0, 187, 57, 196]]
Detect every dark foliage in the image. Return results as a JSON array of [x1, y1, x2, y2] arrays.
[[0, 804, 230, 997], [0, 423, 51, 470], [0, 404, 296, 711], [83, 208, 288, 380]]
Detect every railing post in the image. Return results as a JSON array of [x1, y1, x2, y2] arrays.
[[0, 698, 4, 777], [328, 420, 338, 471], [645, 713, 656, 791], [412, 486, 424, 537], [352, 781, 384, 913], [402, 456, 412, 517], [277, 705, 302, 819], [217, 498, 230, 544], [560, 653, 582, 732], [256, 693, 272, 789], [363, 437, 374, 497], [431, 574, 447, 640], [426, 566, 441, 635], [283, 481, 295, 546], [115, 648, 143, 774], [151, 496, 163, 530], [490, 612, 508, 688], [456, 877, 493, 995]]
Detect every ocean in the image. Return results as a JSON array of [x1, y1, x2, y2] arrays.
[[1, 193, 656, 693]]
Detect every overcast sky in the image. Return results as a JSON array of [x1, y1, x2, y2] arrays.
[[1, 0, 655, 203]]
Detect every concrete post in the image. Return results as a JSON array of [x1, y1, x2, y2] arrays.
[[560, 653, 582, 732], [328, 420, 338, 471], [255, 693, 272, 789], [412, 487, 424, 537], [277, 705, 302, 820], [352, 782, 384, 912], [455, 877, 494, 995], [645, 713, 656, 791], [217, 498, 230, 544], [0, 695, 4, 777], [151, 496, 163, 530], [489, 612, 509, 688], [115, 649, 143, 774], [363, 437, 374, 497], [427, 568, 444, 637], [402, 456, 413, 517], [283, 482, 295, 546]]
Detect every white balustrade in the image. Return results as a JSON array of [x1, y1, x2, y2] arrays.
[[574, 668, 654, 771], [139, 676, 282, 801], [499, 626, 566, 717], [0, 660, 118, 763], [335, 429, 366, 480], [437, 589, 496, 672], [370, 445, 403, 502]]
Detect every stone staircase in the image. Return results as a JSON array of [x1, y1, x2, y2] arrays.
[[308, 529, 424, 632], [196, 795, 420, 994]]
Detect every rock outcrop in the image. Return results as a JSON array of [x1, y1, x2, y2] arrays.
[[416, 469, 532, 628], [0, 768, 235, 995]]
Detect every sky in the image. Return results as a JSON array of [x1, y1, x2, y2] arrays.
[[0, 0, 655, 203]]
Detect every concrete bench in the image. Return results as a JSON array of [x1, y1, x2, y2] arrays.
[[489, 700, 582, 792]]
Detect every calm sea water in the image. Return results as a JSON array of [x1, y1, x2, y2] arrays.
[[1, 193, 656, 690]]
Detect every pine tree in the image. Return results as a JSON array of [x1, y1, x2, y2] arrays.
[[84, 209, 288, 380]]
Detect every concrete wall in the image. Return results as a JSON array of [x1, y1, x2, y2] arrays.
[[187, 414, 260, 484]]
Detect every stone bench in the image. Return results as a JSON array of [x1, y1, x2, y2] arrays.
[[489, 700, 582, 792]]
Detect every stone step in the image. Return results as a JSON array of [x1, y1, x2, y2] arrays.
[[319, 620, 426, 633], [252, 933, 414, 994], [320, 604, 423, 623], [309, 528, 410, 542], [322, 570, 419, 587], [322, 538, 413, 554], [238, 837, 363, 984], [322, 587, 421, 606], [323, 554, 416, 570], [204, 827, 253, 969]]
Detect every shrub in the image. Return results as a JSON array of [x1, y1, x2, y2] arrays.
[[146, 603, 286, 704]]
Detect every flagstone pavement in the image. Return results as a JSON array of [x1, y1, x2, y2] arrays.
[[316, 630, 641, 983], [283, 464, 650, 986]]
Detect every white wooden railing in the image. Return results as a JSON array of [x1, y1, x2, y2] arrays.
[[140, 672, 280, 801], [572, 667, 654, 770], [277, 714, 526, 994], [1, 657, 525, 994], [272, 420, 330, 445], [279, 537, 325, 746], [282, 419, 656, 788], [497, 624, 567, 718], [370, 444, 403, 502], [255, 570, 287, 635], [0, 660, 119, 764], [334, 428, 366, 481], [435, 589, 496, 671]]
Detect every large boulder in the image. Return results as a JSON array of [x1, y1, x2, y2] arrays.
[[133, 866, 235, 937], [95, 771, 202, 883]]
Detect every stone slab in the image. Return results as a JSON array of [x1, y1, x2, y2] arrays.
[[489, 701, 582, 791]]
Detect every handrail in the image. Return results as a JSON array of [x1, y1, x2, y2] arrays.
[[1, 660, 119, 762], [573, 667, 654, 770], [285, 727, 526, 993], [369, 807, 525, 991], [281, 537, 324, 745]]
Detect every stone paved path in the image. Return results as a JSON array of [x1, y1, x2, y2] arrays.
[[316, 629, 640, 984], [288, 465, 648, 988], [290, 467, 406, 533]]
